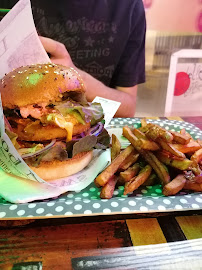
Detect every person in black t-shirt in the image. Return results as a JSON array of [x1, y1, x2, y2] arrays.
[[31, 0, 146, 117]]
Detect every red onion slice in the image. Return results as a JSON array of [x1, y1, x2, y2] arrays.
[[86, 122, 104, 136], [21, 139, 56, 159]]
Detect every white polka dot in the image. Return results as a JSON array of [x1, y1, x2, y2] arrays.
[[101, 199, 108, 202], [47, 202, 55, 206], [28, 203, 36, 208], [163, 199, 171, 205], [175, 205, 183, 210], [45, 213, 53, 216], [17, 210, 25, 216], [75, 190, 81, 193], [0, 212, 6, 218], [111, 202, 119, 207], [141, 189, 148, 194], [128, 201, 136, 206], [74, 204, 82, 210], [153, 197, 159, 199], [75, 197, 82, 201], [36, 208, 45, 214], [158, 205, 166, 211], [146, 200, 154, 206], [84, 210, 92, 214], [67, 194, 74, 198], [9, 205, 18, 210], [118, 186, 124, 190], [147, 186, 152, 189], [93, 203, 101, 209], [195, 198, 202, 203], [55, 206, 64, 212], [27, 215, 33, 217], [122, 207, 130, 212], [90, 187, 96, 192], [83, 199, 91, 203], [103, 208, 111, 213], [65, 200, 73, 205], [113, 190, 119, 195], [185, 195, 191, 198], [192, 204, 200, 209], [82, 193, 89, 197], [64, 212, 73, 215], [118, 198, 125, 201], [140, 206, 149, 211], [136, 194, 143, 197], [180, 199, 188, 204]]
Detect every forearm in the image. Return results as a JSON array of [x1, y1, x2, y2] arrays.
[[77, 69, 137, 118]]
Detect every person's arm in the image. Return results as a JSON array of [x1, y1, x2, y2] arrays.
[[39, 36, 137, 118]]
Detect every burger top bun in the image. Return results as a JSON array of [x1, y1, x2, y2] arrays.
[[0, 63, 85, 109]]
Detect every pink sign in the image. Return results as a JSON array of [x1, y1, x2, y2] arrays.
[[197, 11, 202, 32]]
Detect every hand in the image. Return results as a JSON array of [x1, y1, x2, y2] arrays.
[[39, 36, 75, 67]]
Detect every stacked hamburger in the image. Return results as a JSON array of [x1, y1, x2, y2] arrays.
[[0, 63, 109, 180]]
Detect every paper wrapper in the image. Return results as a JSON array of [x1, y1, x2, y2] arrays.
[[0, 0, 111, 203]]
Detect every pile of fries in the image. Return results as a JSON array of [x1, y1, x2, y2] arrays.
[[94, 119, 202, 199]]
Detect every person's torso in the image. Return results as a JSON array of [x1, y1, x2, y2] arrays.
[[31, 0, 138, 87]]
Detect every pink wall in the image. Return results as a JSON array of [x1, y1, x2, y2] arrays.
[[143, 0, 202, 32]]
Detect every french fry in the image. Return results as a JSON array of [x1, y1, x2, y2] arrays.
[[95, 144, 134, 187], [119, 151, 139, 170], [156, 151, 193, 170], [100, 175, 118, 199], [191, 148, 202, 164], [190, 163, 202, 176], [158, 139, 185, 158], [196, 139, 202, 147], [170, 130, 190, 145], [124, 165, 152, 195], [111, 134, 121, 161], [141, 173, 158, 186], [123, 126, 170, 185], [180, 128, 193, 139], [172, 141, 201, 153], [120, 163, 140, 182], [135, 138, 160, 151], [163, 174, 186, 196], [184, 180, 202, 192], [132, 128, 148, 139], [145, 123, 173, 143], [141, 118, 147, 128], [193, 175, 202, 184], [143, 151, 170, 186]]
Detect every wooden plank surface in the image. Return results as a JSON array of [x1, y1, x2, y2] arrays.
[[0, 220, 132, 270], [176, 216, 202, 240], [71, 238, 202, 270], [126, 218, 167, 246]]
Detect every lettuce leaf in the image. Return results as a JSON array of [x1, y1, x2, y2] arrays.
[[17, 144, 44, 156], [72, 129, 110, 156], [55, 101, 104, 125]]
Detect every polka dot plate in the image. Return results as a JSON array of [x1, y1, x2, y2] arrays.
[[0, 118, 202, 219]]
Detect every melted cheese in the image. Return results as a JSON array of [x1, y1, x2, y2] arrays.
[[46, 114, 73, 142]]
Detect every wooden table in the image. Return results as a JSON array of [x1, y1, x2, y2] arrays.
[[0, 117, 202, 270]]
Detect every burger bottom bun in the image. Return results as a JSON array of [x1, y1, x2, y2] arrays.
[[29, 151, 93, 181], [13, 122, 90, 141]]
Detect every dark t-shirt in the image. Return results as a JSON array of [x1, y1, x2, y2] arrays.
[[31, 0, 146, 88]]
